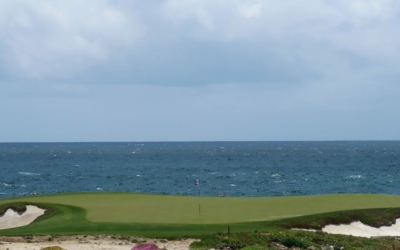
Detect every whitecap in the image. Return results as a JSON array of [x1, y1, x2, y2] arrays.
[[345, 175, 363, 179], [230, 184, 236, 186], [136, 174, 141, 177], [2, 183, 11, 187], [271, 174, 280, 178], [96, 187, 103, 190], [131, 152, 136, 154], [18, 172, 40, 176]]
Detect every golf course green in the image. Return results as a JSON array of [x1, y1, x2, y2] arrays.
[[2, 192, 400, 237], [2, 193, 400, 224]]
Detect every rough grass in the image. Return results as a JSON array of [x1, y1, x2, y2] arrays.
[[190, 207, 400, 249], [190, 230, 400, 250], [2, 193, 400, 224], [271, 207, 400, 229], [0, 203, 27, 215]]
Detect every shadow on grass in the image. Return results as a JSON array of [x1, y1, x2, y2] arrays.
[[270, 207, 400, 230], [0, 202, 268, 238]]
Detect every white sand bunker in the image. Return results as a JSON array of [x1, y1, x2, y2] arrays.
[[322, 219, 400, 238], [0, 205, 46, 230]]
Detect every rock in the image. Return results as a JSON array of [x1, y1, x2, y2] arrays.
[[271, 242, 289, 249]]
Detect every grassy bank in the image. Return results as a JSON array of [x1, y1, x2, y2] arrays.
[[2, 201, 400, 249], [2, 193, 400, 224], [3, 193, 400, 249]]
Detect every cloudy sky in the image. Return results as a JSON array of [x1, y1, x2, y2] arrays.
[[1, 0, 400, 142]]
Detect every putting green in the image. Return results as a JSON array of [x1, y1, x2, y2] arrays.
[[1, 193, 400, 224]]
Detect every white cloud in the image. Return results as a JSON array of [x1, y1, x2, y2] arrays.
[[1, 0, 399, 82], [238, 0, 263, 18], [0, 0, 146, 78], [162, 0, 400, 60]]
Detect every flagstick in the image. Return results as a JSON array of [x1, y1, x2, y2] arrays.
[[194, 178, 201, 217], [199, 183, 201, 216]]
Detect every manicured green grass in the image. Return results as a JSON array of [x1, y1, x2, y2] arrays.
[[0, 202, 268, 237], [2, 193, 400, 224], [2, 193, 400, 239]]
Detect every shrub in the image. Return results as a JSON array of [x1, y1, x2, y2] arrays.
[[271, 236, 309, 249], [240, 246, 265, 250], [40, 247, 65, 250]]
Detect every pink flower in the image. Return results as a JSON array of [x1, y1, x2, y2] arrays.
[[131, 243, 160, 250]]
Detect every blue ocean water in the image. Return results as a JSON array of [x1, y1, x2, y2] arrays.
[[1, 141, 400, 198]]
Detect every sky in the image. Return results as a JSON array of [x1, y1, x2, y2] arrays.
[[1, 0, 400, 142]]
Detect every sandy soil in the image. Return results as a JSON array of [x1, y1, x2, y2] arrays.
[[322, 218, 400, 238], [0, 205, 46, 230], [0, 235, 197, 250], [294, 218, 400, 238]]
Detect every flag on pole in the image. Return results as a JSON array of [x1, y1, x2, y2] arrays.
[[194, 179, 200, 185]]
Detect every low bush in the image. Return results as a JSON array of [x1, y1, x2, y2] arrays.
[[40, 247, 65, 250], [239, 246, 266, 250]]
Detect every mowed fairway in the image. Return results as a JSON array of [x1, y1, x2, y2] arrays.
[[2, 193, 400, 224]]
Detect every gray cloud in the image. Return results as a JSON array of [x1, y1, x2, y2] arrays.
[[1, 0, 399, 85], [1, 0, 400, 141]]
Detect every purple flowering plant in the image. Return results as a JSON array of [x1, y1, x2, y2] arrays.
[[131, 243, 160, 250]]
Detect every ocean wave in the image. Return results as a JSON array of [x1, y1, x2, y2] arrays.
[[18, 172, 41, 176], [345, 175, 363, 179], [1, 141, 400, 198]]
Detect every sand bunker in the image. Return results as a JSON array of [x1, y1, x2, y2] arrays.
[[0, 205, 46, 230], [294, 219, 400, 238], [322, 218, 400, 238]]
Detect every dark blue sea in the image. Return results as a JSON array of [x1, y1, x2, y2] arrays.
[[1, 141, 400, 198]]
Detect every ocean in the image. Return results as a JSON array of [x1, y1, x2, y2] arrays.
[[1, 141, 399, 198]]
